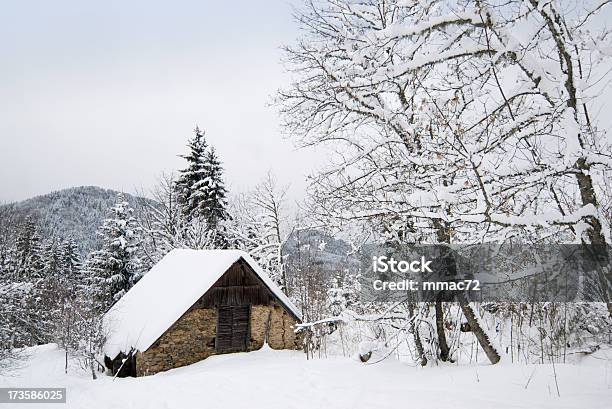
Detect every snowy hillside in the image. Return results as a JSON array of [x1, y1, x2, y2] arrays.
[[1, 344, 610, 409], [0, 186, 155, 254], [284, 229, 360, 276], [0, 187, 354, 261]]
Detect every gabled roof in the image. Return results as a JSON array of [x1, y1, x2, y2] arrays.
[[103, 249, 301, 358]]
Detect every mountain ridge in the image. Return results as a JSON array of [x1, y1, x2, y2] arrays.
[[0, 186, 154, 255]]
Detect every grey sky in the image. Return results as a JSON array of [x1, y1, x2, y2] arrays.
[[2, 1, 611, 206], [0, 0, 322, 204]]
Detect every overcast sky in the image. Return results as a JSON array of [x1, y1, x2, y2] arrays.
[[0, 0, 323, 204], [2, 1, 611, 206]]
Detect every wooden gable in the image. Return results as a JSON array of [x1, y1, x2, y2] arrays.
[[185, 258, 300, 321], [190, 259, 273, 307]]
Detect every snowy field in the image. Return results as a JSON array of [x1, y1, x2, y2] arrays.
[[0, 344, 610, 409]]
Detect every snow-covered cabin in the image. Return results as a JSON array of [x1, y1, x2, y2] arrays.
[[103, 249, 303, 377]]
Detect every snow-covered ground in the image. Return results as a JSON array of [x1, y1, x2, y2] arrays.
[[1, 344, 610, 409]]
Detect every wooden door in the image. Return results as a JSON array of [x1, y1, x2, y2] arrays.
[[216, 305, 250, 353]]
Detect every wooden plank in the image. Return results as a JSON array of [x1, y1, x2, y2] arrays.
[[231, 305, 250, 350], [216, 306, 234, 352], [216, 305, 250, 353]]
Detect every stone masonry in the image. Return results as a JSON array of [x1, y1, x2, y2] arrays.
[[136, 308, 217, 376], [135, 304, 302, 376], [249, 304, 302, 351]]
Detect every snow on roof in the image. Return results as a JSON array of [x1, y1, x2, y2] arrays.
[[103, 249, 301, 358]]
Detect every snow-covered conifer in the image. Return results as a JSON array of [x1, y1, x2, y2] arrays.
[[84, 193, 143, 310], [175, 126, 209, 220], [60, 238, 81, 279], [200, 147, 230, 228], [14, 217, 44, 279], [174, 128, 231, 248]]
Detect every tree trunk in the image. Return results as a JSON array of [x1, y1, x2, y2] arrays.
[[408, 302, 427, 366], [575, 164, 612, 317], [435, 298, 450, 362], [433, 213, 500, 364], [458, 294, 500, 364], [535, 3, 612, 317], [433, 219, 452, 362], [89, 353, 97, 380]]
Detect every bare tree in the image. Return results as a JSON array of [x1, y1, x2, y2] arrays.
[[279, 0, 612, 361], [228, 171, 291, 289]]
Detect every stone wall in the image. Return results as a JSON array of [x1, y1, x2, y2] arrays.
[[136, 303, 302, 377], [136, 308, 217, 376], [249, 304, 302, 351]]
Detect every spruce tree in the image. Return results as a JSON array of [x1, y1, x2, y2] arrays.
[[174, 127, 231, 248], [200, 147, 229, 228], [60, 238, 81, 280], [42, 240, 62, 278], [38, 240, 65, 342], [175, 126, 209, 220], [15, 217, 44, 280], [84, 194, 142, 310]]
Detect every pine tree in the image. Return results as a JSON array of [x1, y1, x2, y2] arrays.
[[15, 217, 37, 262], [200, 147, 229, 228], [0, 245, 16, 281], [37, 240, 66, 342], [84, 194, 143, 310], [15, 217, 44, 280], [60, 238, 81, 280], [175, 126, 209, 220], [42, 240, 62, 278], [174, 127, 231, 248]]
